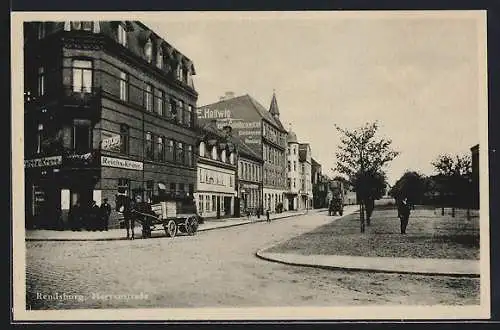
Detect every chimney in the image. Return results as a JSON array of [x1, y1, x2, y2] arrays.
[[220, 91, 235, 101]]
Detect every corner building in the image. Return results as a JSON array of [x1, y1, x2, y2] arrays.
[[197, 92, 288, 213], [24, 21, 198, 229]]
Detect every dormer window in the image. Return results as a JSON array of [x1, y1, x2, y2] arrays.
[[145, 39, 153, 63], [156, 46, 163, 69], [211, 146, 218, 160], [118, 24, 127, 46]]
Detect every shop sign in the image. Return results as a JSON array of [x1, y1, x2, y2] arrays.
[[101, 135, 121, 151], [101, 156, 143, 171], [25, 156, 62, 168], [241, 183, 259, 189]]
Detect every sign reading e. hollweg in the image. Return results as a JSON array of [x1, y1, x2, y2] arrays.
[[24, 156, 63, 168], [101, 156, 143, 171]]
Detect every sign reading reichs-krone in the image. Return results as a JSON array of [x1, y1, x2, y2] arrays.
[[24, 156, 63, 168], [101, 156, 143, 171]]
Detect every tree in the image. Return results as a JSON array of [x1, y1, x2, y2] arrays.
[[334, 121, 399, 233], [389, 171, 428, 206], [431, 153, 472, 216]]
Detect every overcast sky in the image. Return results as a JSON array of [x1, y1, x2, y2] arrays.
[[142, 11, 485, 185]]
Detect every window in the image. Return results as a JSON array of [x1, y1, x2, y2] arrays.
[[185, 105, 193, 127], [145, 84, 153, 111], [287, 178, 291, 189], [199, 142, 206, 157], [156, 46, 163, 69], [118, 178, 130, 197], [71, 21, 82, 30], [37, 23, 46, 39], [146, 180, 154, 203], [230, 152, 235, 164], [293, 161, 297, 172], [176, 142, 184, 164], [176, 62, 182, 80], [170, 183, 176, 194], [82, 21, 93, 31], [186, 145, 193, 167], [211, 146, 217, 160], [182, 66, 188, 84], [169, 98, 177, 119], [37, 67, 45, 96], [145, 132, 153, 160], [178, 183, 185, 194], [73, 119, 92, 153], [293, 178, 296, 188], [212, 196, 216, 212], [72, 60, 92, 92], [205, 195, 210, 212], [199, 169, 204, 183], [287, 161, 291, 172], [221, 150, 227, 163], [166, 139, 174, 161], [293, 146, 296, 154], [301, 163, 305, 174], [36, 123, 44, 154], [119, 71, 128, 101], [118, 24, 127, 46], [188, 184, 194, 197], [156, 89, 164, 116], [145, 39, 153, 63], [177, 100, 184, 124], [229, 176, 233, 187], [120, 124, 129, 154], [156, 136, 164, 161]]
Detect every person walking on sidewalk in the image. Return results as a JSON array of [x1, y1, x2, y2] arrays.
[[100, 198, 112, 231], [397, 197, 411, 234], [266, 207, 271, 223]]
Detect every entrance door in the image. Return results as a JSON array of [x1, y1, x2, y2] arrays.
[[288, 197, 294, 211], [224, 196, 231, 216], [216, 196, 221, 218]]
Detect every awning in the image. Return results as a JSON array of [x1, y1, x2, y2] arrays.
[[158, 183, 167, 190]]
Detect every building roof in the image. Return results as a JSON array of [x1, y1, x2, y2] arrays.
[[311, 158, 321, 167], [198, 94, 287, 132], [298, 143, 310, 162], [269, 91, 280, 117]]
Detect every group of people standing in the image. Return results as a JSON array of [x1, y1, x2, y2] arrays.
[[68, 199, 112, 231]]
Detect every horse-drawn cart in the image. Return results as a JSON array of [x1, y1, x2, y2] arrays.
[[133, 200, 199, 238]]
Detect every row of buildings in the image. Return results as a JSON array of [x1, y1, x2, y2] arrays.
[[23, 20, 321, 230]]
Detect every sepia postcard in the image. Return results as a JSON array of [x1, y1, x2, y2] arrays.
[[11, 10, 490, 321]]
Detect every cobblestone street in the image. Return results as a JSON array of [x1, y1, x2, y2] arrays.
[[25, 210, 479, 310]]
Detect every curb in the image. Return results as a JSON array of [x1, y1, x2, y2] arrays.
[[25, 212, 307, 242], [255, 250, 480, 278]]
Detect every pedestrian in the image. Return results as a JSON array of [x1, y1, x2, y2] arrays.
[[69, 200, 82, 231], [397, 197, 411, 234], [266, 207, 271, 223], [100, 198, 112, 231], [89, 200, 100, 231]]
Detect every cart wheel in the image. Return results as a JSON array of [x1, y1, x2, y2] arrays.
[[185, 217, 198, 236], [164, 219, 177, 238]]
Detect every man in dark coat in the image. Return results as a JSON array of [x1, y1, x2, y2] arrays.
[[100, 198, 112, 231], [89, 200, 100, 231], [116, 192, 134, 239], [69, 201, 82, 231], [397, 197, 411, 234]]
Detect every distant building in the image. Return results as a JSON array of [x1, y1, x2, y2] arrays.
[[298, 143, 313, 209], [197, 92, 288, 213], [285, 128, 300, 210], [195, 123, 238, 219]]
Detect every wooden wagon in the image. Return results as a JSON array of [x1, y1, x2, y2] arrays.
[[133, 200, 199, 238]]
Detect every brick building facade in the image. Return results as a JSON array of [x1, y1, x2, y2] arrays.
[[24, 21, 199, 229]]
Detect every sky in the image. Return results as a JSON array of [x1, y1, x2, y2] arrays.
[[142, 11, 485, 185]]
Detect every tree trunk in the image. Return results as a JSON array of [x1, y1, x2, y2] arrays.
[[360, 202, 365, 233]]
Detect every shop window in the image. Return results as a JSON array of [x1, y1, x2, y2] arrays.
[[120, 124, 129, 155], [72, 60, 92, 93], [119, 71, 128, 101], [212, 196, 216, 212], [146, 180, 154, 203], [145, 84, 153, 112], [145, 132, 153, 160], [37, 67, 45, 96], [73, 119, 92, 153]]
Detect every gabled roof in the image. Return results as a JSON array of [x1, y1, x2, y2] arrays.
[[198, 94, 286, 132]]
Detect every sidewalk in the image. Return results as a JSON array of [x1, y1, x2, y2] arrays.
[[255, 251, 480, 278], [25, 210, 307, 242]]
